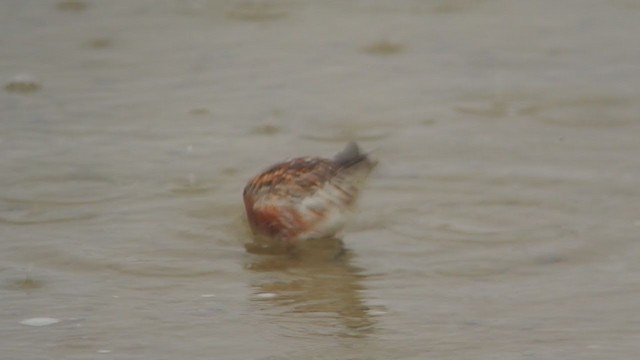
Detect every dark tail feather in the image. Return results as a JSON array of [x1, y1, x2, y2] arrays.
[[330, 143, 377, 203], [333, 142, 376, 169]]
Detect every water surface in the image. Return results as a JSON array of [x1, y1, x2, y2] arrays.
[[1, 1, 639, 359]]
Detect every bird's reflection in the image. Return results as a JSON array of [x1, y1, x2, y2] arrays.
[[245, 238, 378, 338]]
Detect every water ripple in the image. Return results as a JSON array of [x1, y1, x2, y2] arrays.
[[0, 175, 121, 205]]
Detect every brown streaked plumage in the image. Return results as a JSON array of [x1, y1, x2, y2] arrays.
[[243, 142, 376, 244]]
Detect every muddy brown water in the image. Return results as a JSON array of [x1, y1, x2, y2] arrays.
[[1, 1, 639, 359]]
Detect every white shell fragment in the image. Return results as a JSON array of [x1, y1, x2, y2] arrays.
[[254, 292, 277, 299], [19, 317, 60, 326]]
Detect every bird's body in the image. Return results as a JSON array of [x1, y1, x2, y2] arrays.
[[243, 142, 376, 244]]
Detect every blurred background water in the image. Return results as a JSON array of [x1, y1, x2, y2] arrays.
[[1, 0, 639, 359]]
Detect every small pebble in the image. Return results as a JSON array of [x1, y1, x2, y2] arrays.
[[361, 40, 404, 56], [200, 294, 216, 298], [20, 317, 60, 326], [189, 108, 210, 116], [56, 0, 87, 11], [85, 38, 112, 49], [5, 73, 41, 93]]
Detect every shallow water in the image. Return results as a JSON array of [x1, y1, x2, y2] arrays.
[[1, 0, 640, 359]]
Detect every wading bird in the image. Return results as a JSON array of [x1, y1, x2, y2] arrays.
[[243, 142, 376, 245]]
